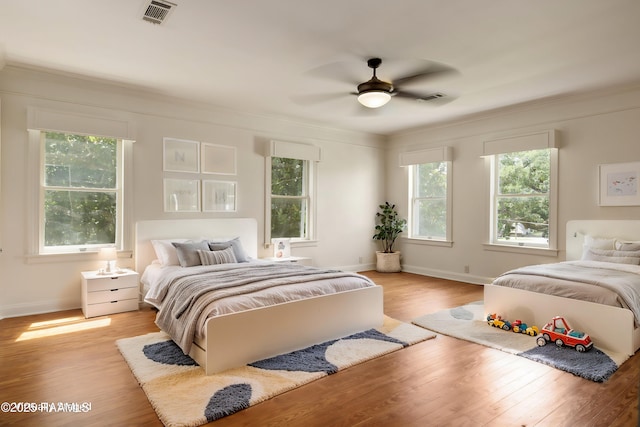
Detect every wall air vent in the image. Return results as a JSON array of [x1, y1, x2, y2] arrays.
[[141, 0, 177, 25]]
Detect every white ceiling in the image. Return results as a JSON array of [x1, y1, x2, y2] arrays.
[[1, 0, 639, 135]]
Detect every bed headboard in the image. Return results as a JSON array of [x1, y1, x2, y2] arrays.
[[566, 220, 640, 261], [135, 218, 259, 272]]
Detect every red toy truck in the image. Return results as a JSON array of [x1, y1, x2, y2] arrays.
[[536, 316, 593, 352]]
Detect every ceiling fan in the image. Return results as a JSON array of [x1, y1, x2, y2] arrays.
[[292, 57, 458, 110], [355, 57, 455, 108]]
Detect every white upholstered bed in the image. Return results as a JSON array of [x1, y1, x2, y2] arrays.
[[484, 220, 640, 356], [135, 218, 384, 374]]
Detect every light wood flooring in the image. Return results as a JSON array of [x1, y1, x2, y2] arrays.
[[1, 271, 638, 426]]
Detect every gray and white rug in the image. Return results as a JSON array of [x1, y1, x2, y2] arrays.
[[412, 301, 628, 382], [117, 316, 435, 427]]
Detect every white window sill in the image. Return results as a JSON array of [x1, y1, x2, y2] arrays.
[[402, 237, 453, 248], [25, 250, 132, 264], [483, 243, 558, 257], [265, 240, 318, 250]]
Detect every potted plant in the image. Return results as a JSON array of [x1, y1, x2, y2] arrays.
[[372, 202, 407, 272]]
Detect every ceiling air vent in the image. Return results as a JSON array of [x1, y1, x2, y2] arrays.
[[141, 0, 177, 25], [417, 93, 445, 102]]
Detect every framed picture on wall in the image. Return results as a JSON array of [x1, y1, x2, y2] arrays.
[[599, 162, 640, 206], [164, 178, 200, 212], [201, 143, 236, 175], [163, 138, 200, 173], [202, 180, 237, 212]]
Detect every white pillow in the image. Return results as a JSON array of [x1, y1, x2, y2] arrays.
[[584, 235, 616, 250], [582, 248, 640, 265], [151, 239, 190, 266]]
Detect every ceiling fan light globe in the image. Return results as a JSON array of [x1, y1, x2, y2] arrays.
[[358, 91, 391, 108]]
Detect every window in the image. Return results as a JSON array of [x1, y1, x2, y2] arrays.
[[409, 161, 450, 240], [400, 146, 452, 243], [265, 140, 319, 244], [492, 149, 550, 246], [270, 156, 310, 239], [484, 130, 558, 251], [40, 132, 122, 253]]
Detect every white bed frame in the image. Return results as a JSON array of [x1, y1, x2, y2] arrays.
[[135, 218, 384, 374], [484, 220, 640, 356]]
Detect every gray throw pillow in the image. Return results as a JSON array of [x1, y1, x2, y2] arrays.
[[172, 240, 210, 267], [208, 237, 249, 262], [198, 247, 238, 265]]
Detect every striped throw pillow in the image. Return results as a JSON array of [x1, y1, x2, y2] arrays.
[[197, 247, 238, 265]]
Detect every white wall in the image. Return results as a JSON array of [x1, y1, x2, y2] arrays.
[[0, 66, 386, 318], [387, 85, 640, 284], [4, 64, 639, 319]]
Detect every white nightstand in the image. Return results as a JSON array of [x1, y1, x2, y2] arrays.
[[261, 256, 313, 266], [81, 270, 139, 318]]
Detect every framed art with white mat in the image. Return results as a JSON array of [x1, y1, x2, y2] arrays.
[[202, 180, 236, 212]]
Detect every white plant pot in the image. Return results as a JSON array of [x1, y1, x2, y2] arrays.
[[375, 251, 401, 273]]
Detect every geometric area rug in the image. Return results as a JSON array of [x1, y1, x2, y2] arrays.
[[412, 301, 629, 383], [116, 316, 435, 427]]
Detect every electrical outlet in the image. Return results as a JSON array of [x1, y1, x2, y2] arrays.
[[464, 265, 470, 273]]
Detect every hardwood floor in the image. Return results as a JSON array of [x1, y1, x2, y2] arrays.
[[1, 271, 638, 426]]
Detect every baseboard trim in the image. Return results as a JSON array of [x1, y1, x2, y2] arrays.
[[340, 263, 376, 272], [0, 298, 81, 319], [401, 264, 492, 285]]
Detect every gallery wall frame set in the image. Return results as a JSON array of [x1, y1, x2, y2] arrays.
[[163, 138, 237, 212]]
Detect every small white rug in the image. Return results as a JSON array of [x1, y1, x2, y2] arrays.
[[117, 316, 435, 427], [412, 301, 629, 382]]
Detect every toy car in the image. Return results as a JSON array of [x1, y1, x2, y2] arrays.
[[536, 316, 593, 352], [487, 313, 511, 331], [512, 320, 539, 336]]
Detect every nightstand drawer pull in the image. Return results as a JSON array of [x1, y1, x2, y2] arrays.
[[110, 289, 119, 291], [110, 277, 119, 280]]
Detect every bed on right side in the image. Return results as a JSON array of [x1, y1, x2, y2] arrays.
[[484, 220, 640, 356]]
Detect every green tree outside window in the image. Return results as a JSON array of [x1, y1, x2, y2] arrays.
[[495, 149, 550, 244], [270, 157, 308, 239], [42, 132, 119, 248]]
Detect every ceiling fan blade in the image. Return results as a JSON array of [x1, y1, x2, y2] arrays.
[[393, 90, 458, 106], [303, 61, 362, 86], [392, 61, 459, 87]]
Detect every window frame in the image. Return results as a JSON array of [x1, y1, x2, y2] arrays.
[[268, 156, 313, 241], [485, 146, 558, 255], [264, 140, 319, 247], [408, 160, 452, 243], [39, 132, 124, 254]]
